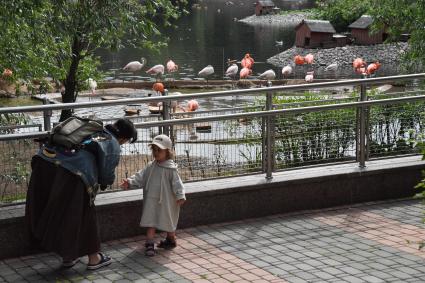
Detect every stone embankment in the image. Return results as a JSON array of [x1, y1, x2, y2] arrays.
[[239, 12, 311, 26], [268, 43, 409, 68]]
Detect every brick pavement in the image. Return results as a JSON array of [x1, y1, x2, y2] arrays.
[[0, 198, 424, 282]]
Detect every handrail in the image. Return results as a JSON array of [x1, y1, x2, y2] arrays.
[[1, 93, 424, 141], [0, 73, 423, 114]]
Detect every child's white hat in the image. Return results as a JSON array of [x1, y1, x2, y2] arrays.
[[149, 134, 172, 149]]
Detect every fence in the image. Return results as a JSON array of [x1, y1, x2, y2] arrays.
[[0, 73, 424, 205]]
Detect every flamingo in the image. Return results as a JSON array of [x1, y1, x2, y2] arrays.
[[187, 99, 199, 112], [366, 61, 381, 75], [146, 64, 165, 81], [241, 53, 254, 69], [259, 69, 276, 82], [87, 78, 97, 96], [123, 58, 146, 72], [325, 63, 338, 72], [294, 55, 305, 65], [281, 65, 293, 78], [353, 58, 366, 69], [166, 60, 178, 73], [304, 53, 314, 64], [225, 64, 239, 79], [198, 65, 214, 83], [239, 67, 252, 79], [305, 71, 314, 83]]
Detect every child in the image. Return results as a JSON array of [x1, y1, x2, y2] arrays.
[[120, 134, 186, 256]]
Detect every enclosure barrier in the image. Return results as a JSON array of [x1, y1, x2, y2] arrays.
[[0, 73, 424, 205]]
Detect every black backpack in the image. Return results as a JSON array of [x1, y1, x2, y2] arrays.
[[49, 116, 104, 149]]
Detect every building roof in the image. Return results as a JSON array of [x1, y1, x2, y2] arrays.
[[348, 15, 373, 29], [296, 20, 336, 33], [257, 0, 275, 7]]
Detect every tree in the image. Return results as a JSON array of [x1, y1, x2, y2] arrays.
[[315, 0, 372, 32], [0, 0, 187, 121]]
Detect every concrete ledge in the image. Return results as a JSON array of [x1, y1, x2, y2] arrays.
[[1, 156, 424, 259]]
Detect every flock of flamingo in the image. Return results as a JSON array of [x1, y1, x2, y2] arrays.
[[121, 53, 382, 86]]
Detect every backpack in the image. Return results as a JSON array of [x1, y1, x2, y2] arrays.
[[49, 116, 104, 149]]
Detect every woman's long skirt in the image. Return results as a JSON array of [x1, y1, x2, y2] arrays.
[[25, 156, 100, 260]]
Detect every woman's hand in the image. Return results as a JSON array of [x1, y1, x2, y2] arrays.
[[176, 198, 186, 206], [120, 179, 130, 190]]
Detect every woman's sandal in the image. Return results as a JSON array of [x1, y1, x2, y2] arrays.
[[87, 252, 112, 270], [62, 257, 80, 268]]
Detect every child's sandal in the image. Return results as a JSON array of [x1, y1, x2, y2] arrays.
[[145, 242, 155, 257], [157, 237, 177, 250]]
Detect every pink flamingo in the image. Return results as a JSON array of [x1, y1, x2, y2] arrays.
[[304, 54, 314, 64], [123, 58, 146, 72], [241, 53, 254, 69], [146, 64, 165, 81], [166, 60, 178, 73], [366, 61, 381, 75], [239, 67, 252, 79], [305, 71, 314, 83], [282, 65, 293, 78]]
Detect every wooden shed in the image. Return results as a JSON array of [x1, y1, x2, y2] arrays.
[[348, 15, 386, 45], [333, 34, 348, 47], [255, 0, 276, 16], [295, 20, 336, 48]]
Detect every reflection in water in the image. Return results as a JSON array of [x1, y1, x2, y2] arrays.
[[97, 0, 314, 81]]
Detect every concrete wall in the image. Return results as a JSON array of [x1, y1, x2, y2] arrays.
[[0, 156, 424, 259]]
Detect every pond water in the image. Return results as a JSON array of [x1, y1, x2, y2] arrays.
[[96, 0, 316, 81]]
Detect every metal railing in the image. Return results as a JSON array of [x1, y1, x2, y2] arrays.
[[0, 73, 424, 205]]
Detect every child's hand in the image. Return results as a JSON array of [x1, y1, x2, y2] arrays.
[[176, 198, 186, 206], [120, 179, 130, 190]]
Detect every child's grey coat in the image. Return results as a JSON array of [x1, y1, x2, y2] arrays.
[[128, 160, 185, 232]]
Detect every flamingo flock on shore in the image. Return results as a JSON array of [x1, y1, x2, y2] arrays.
[[120, 53, 382, 87]]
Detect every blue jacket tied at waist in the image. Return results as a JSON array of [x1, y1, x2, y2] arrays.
[[37, 130, 121, 192]]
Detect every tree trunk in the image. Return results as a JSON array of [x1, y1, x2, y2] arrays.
[[59, 36, 81, 122]]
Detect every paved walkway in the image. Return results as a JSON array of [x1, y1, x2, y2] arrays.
[[1, 198, 424, 282]]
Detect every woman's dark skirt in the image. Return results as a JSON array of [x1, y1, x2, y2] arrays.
[[25, 156, 100, 260]]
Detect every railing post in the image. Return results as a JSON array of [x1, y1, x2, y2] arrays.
[[265, 81, 274, 179], [358, 80, 367, 168], [42, 98, 52, 131], [162, 89, 170, 136]]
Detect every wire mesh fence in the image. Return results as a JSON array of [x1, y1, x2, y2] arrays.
[[1, 75, 425, 205]]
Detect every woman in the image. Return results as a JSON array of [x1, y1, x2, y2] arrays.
[[25, 118, 137, 270]]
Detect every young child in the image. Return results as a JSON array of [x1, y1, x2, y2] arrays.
[[120, 134, 185, 256]]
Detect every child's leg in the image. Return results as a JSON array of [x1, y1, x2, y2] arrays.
[[146, 227, 156, 241]]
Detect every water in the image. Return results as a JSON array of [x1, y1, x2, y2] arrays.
[[96, 0, 315, 81]]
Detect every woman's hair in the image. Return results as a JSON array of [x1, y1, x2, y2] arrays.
[[149, 144, 175, 160], [106, 118, 138, 143]]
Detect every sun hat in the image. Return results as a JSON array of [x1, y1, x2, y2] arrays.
[[149, 134, 172, 150]]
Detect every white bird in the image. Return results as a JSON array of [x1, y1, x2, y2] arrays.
[[87, 78, 97, 95], [275, 40, 283, 46], [225, 64, 238, 79], [198, 65, 215, 83], [281, 65, 293, 78], [123, 58, 146, 72], [146, 64, 165, 81], [325, 62, 338, 72], [305, 71, 314, 83], [259, 69, 276, 81]]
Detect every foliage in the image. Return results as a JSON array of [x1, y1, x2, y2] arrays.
[[315, 0, 372, 32], [0, 0, 188, 120], [316, 0, 425, 71]]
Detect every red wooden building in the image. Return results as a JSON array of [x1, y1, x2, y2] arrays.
[[255, 0, 276, 16], [348, 15, 386, 45], [295, 20, 336, 48]]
